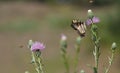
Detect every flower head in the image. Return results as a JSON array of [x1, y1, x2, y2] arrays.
[[61, 34, 67, 41], [31, 42, 45, 51], [86, 16, 100, 25]]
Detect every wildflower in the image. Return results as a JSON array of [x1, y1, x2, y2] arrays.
[[31, 42, 45, 51], [60, 34, 69, 73], [86, 16, 100, 25]]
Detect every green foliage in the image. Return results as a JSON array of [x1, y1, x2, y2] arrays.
[[107, 8, 120, 39], [0, 20, 40, 33], [46, 15, 72, 30], [92, 0, 114, 6]]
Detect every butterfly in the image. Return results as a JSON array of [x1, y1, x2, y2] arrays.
[[71, 20, 86, 37]]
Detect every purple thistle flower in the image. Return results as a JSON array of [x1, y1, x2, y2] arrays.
[[31, 42, 45, 51], [86, 17, 100, 25]]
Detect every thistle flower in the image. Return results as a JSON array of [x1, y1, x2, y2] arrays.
[[31, 42, 45, 51], [86, 16, 100, 25]]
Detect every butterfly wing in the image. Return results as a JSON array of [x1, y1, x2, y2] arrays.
[[77, 22, 86, 37], [71, 20, 79, 30], [71, 20, 86, 37]]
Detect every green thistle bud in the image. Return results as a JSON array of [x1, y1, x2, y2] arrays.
[[76, 36, 81, 45], [80, 69, 85, 73], [25, 71, 29, 73], [88, 9, 94, 19], [111, 42, 117, 51], [28, 40, 33, 48], [60, 34, 67, 48]]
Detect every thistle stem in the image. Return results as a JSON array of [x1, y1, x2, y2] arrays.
[[32, 52, 44, 73], [38, 56, 44, 73], [74, 44, 80, 73], [91, 21, 100, 73], [94, 45, 100, 73], [61, 48, 70, 73], [104, 51, 114, 73], [31, 52, 40, 73]]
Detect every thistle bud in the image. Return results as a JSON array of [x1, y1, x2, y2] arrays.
[[60, 34, 67, 48], [61, 34, 67, 41], [80, 69, 85, 73], [25, 71, 29, 73], [28, 40, 33, 48], [111, 42, 117, 50], [88, 9, 94, 19], [76, 36, 81, 45]]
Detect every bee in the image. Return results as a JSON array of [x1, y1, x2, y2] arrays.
[[71, 19, 86, 37]]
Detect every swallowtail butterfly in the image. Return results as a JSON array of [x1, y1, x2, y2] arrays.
[[71, 20, 86, 37]]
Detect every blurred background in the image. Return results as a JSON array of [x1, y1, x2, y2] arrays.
[[0, 0, 120, 73]]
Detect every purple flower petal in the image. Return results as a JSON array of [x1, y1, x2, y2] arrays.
[[86, 19, 92, 25], [31, 42, 45, 51], [92, 17, 100, 23], [86, 16, 100, 25]]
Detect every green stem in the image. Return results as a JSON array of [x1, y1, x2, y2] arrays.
[[91, 23, 100, 73], [31, 52, 40, 73], [94, 45, 100, 73], [61, 49, 70, 73], [74, 45, 80, 73], [104, 51, 114, 73], [38, 56, 44, 73], [32, 52, 44, 73]]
